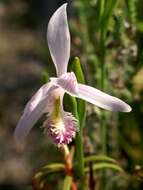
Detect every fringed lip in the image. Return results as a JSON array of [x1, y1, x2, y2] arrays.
[[43, 111, 78, 147]]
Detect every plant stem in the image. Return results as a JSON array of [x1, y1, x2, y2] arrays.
[[100, 31, 106, 155], [100, 0, 107, 159], [75, 120, 85, 190], [75, 129, 84, 178], [99, 1, 107, 190], [71, 97, 85, 189], [100, 33, 107, 190], [99, 0, 105, 21]]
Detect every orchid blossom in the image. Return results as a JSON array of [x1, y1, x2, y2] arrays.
[[14, 3, 131, 147]]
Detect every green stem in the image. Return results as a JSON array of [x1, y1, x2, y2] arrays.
[[70, 57, 86, 189], [100, 7, 107, 157], [100, 50, 106, 156], [99, 0, 105, 21], [99, 1, 107, 190], [100, 31, 106, 91], [100, 43, 107, 190], [75, 129, 84, 179], [63, 176, 72, 190], [75, 116, 85, 190], [71, 97, 85, 189]]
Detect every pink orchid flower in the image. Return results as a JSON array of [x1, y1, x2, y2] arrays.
[[14, 3, 131, 147]]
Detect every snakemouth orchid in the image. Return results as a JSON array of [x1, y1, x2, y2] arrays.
[[14, 3, 131, 147]]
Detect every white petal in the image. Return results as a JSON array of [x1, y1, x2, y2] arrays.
[[50, 72, 79, 96], [47, 3, 70, 76], [50, 73, 131, 112], [77, 84, 132, 112], [14, 82, 56, 145], [23, 83, 49, 116]]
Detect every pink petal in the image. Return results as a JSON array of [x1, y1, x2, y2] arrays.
[[50, 72, 79, 96], [47, 3, 70, 76], [44, 111, 77, 146], [14, 82, 56, 145], [77, 84, 132, 112], [51, 73, 131, 112]]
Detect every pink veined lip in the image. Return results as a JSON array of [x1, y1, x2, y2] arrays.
[[43, 111, 77, 146]]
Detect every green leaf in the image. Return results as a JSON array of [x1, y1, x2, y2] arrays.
[[41, 71, 49, 84], [64, 94, 79, 119], [70, 57, 86, 127], [34, 163, 65, 179], [41, 163, 65, 172], [71, 57, 85, 84], [101, 0, 119, 35], [84, 163, 124, 173], [63, 176, 72, 190], [136, 21, 143, 32], [34, 163, 65, 185], [84, 155, 117, 164]]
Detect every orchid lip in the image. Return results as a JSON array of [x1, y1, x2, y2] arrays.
[[43, 104, 78, 146]]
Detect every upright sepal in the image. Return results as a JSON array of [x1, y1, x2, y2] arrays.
[[47, 3, 70, 76]]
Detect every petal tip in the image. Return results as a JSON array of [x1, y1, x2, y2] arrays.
[[62, 3, 68, 8], [112, 101, 132, 113], [14, 131, 25, 150], [123, 104, 132, 112], [115, 101, 132, 113], [14, 127, 25, 145]]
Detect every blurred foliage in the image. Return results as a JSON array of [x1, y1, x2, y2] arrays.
[[1, 0, 143, 189], [69, 0, 143, 189]]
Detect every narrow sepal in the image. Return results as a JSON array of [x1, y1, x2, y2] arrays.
[[14, 83, 56, 145], [47, 3, 70, 76], [77, 84, 132, 112]]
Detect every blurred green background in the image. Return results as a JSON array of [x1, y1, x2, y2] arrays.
[[0, 0, 143, 189]]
